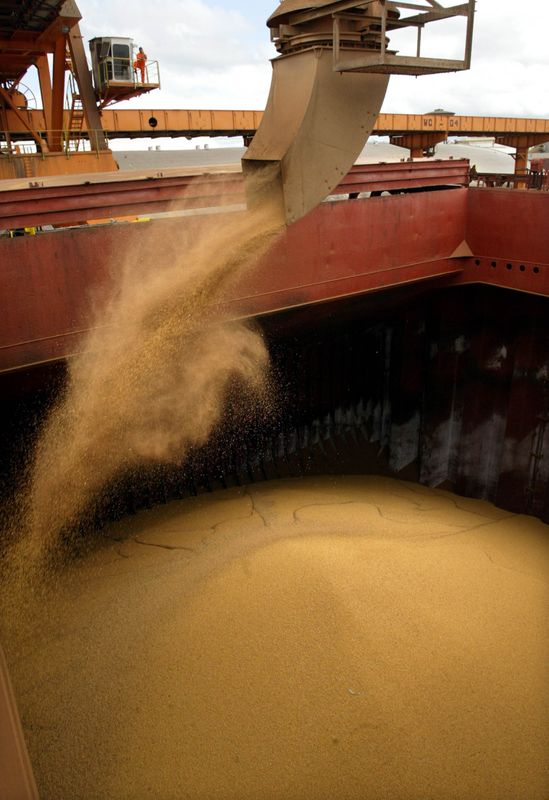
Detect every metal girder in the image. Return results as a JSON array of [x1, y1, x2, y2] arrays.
[[0, 84, 47, 150], [0, 0, 70, 38], [67, 24, 108, 151], [389, 130, 446, 157], [2, 108, 548, 143], [0, 160, 470, 228], [386, 1, 470, 27], [0, 6, 85, 159], [49, 32, 65, 151], [0, 171, 245, 228]]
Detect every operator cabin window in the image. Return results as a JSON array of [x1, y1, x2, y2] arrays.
[[112, 44, 131, 82]]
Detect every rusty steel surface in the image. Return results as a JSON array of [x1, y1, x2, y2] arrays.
[[336, 159, 470, 194], [0, 159, 470, 229], [0, 645, 39, 799], [0, 187, 469, 373], [0, 185, 547, 374], [230, 189, 468, 317], [0, 171, 245, 228], [452, 189, 549, 296], [465, 188, 549, 265]]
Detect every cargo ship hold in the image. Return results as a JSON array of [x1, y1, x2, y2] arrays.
[[1, 1, 548, 798]]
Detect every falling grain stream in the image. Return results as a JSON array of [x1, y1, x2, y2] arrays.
[[0, 194, 548, 799]]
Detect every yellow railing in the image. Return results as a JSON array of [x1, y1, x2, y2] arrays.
[[96, 56, 160, 92]]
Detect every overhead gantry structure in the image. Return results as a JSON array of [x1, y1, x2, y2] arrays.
[[0, 2, 546, 187], [242, 0, 475, 223], [4, 106, 549, 166], [0, 0, 110, 168], [0, 0, 159, 179]]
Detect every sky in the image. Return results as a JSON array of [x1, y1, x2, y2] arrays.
[[25, 1, 549, 148]]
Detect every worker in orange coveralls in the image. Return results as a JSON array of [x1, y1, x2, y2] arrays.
[[133, 47, 147, 82]]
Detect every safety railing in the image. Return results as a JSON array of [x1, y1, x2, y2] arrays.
[[472, 169, 549, 191], [332, 0, 475, 75], [95, 57, 160, 91]]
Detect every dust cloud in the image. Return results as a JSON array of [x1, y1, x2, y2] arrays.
[[5, 190, 283, 578]]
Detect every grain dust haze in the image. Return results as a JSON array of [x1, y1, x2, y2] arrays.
[[4, 190, 283, 579]]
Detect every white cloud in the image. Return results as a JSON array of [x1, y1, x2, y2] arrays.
[[381, 0, 549, 117], [80, 0, 269, 74], [72, 0, 549, 118], [118, 63, 271, 111]]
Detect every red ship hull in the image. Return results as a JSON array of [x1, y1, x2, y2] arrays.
[[1, 163, 548, 519]]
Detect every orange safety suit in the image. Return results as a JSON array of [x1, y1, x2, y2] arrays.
[[133, 49, 147, 82]]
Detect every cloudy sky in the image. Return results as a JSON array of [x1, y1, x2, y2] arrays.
[[73, 0, 548, 147]]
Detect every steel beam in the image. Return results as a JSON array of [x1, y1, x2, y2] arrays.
[[0, 160, 470, 228], [50, 33, 66, 152], [67, 24, 108, 152], [2, 109, 549, 144]]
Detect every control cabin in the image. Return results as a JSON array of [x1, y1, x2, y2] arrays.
[[89, 37, 160, 107]]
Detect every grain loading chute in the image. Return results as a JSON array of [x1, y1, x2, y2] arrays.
[[243, 0, 475, 224]]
